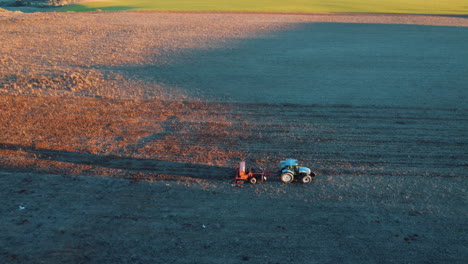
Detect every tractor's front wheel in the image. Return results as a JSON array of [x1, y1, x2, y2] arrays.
[[301, 175, 312, 184], [281, 173, 294, 184]]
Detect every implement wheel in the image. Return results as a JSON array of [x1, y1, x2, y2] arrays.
[[249, 177, 257, 184]]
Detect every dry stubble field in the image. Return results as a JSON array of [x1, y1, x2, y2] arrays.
[[0, 11, 467, 263]]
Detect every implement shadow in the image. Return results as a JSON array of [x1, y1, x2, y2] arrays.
[[0, 143, 234, 181], [108, 22, 468, 109]]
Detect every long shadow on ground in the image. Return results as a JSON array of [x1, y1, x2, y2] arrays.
[[109, 22, 468, 109], [0, 143, 234, 181]]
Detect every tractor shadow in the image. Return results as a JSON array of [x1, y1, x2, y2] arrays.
[[0, 143, 234, 181], [125, 115, 178, 153]]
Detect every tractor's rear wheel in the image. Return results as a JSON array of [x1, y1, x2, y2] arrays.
[[301, 175, 312, 184], [249, 177, 257, 184], [281, 173, 294, 183]]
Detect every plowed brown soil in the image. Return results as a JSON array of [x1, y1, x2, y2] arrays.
[[0, 11, 467, 264]]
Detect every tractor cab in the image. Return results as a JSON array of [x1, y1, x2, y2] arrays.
[[279, 159, 315, 184]]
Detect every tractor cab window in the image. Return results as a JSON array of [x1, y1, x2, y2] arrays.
[[286, 165, 299, 173]]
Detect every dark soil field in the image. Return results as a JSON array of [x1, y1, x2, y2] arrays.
[[0, 11, 467, 263]]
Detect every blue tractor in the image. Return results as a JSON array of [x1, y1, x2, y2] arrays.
[[279, 159, 315, 184]]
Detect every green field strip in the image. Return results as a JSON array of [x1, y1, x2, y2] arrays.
[[59, 0, 468, 15]]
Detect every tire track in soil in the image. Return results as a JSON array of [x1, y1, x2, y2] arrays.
[[221, 103, 467, 179], [1, 95, 465, 181]]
